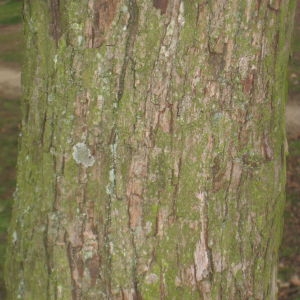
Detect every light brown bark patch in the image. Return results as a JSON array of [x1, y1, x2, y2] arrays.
[[153, 0, 168, 14], [242, 72, 254, 95], [268, 0, 281, 11], [88, 0, 120, 48]]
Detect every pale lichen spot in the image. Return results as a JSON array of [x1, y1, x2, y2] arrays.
[[12, 231, 18, 244], [145, 221, 152, 234], [77, 35, 83, 45], [145, 273, 159, 285], [72, 143, 95, 167], [121, 5, 128, 13], [106, 185, 112, 195], [178, 1, 185, 27], [57, 285, 63, 298], [109, 242, 114, 254], [17, 279, 25, 299], [232, 262, 243, 275], [194, 239, 210, 281], [83, 249, 94, 260], [109, 168, 115, 183], [53, 55, 58, 67]]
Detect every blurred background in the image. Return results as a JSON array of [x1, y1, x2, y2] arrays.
[[0, 0, 299, 299], [0, 0, 21, 298]]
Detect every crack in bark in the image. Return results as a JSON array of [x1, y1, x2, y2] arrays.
[[66, 241, 84, 300], [117, 0, 139, 104], [49, 0, 62, 46], [44, 217, 52, 300]]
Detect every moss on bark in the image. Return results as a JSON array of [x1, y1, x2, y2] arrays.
[[5, 0, 296, 299]]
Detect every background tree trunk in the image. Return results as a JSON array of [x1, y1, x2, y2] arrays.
[[5, 0, 296, 299]]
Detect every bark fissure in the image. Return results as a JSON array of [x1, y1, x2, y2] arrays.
[[117, 0, 139, 103], [49, 0, 62, 46]]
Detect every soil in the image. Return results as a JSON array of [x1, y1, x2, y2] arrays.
[[287, 94, 300, 140], [0, 23, 21, 98], [0, 66, 21, 99]]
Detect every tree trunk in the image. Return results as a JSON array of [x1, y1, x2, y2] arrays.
[[5, 0, 296, 299]]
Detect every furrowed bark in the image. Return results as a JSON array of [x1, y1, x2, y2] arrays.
[[5, 0, 296, 299]]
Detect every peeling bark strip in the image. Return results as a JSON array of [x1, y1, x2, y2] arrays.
[[88, 0, 120, 48], [49, 0, 62, 45], [153, 0, 168, 14]]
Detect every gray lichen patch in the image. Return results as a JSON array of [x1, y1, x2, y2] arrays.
[[72, 143, 95, 167]]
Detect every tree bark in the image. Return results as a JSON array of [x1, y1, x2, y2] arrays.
[[5, 0, 296, 299]]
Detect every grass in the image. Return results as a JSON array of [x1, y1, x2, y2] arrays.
[[0, 0, 23, 65], [0, 23, 23, 65], [0, 0, 22, 25], [0, 2, 23, 295], [0, 96, 20, 296]]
